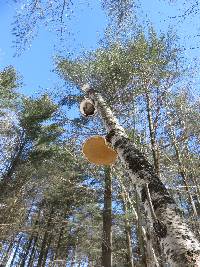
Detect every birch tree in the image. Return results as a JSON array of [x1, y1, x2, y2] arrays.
[[80, 84, 200, 266]]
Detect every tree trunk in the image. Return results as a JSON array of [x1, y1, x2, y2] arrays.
[[102, 166, 112, 267], [27, 233, 38, 267], [145, 91, 160, 176], [117, 174, 158, 267], [170, 128, 198, 218], [10, 235, 23, 266], [71, 246, 77, 266], [53, 223, 65, 261], [2, 131, 26, 181], [135, 189, 148, 267], [0, 238, 15, 265], [135, 187, 159, 267], [41, 232, 53, 267], [83, 86, 200, 266], [20, 209, 40, 267], [186, 150, 200, 207], [20, 234, 34, 267], [36, 207, 54, 267], [121, 192, 134, 267], [53, 212, 70, 264]]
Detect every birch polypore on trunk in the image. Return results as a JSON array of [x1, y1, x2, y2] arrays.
[[80, 98, 97, 117], [81, 84, 200, 267]]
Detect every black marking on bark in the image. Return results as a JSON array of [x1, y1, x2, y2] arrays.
[[114, 137, 128, 149], [122, 145, 156, 176], [173, 249, 200, 265], [153, 220, 167, 238], [126, 154, 146, 173], [151, 196, 174, 212], [146, 231, 151, 240], [141, 187, 147, 203], [166, 248, 171, 255], [182, 234, 191, 240], [105, 129, 116, 144], [185, 250, 200, 263], [148, 182, 175, 211]]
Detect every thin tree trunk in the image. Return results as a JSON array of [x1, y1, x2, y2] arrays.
[[27, 208, 41, 267], [117, 174, 157, 267], [170, 128, 198, 218], [48, 249, 55, 267], [185, 149, 200, 215], [121, 192, 134, 267], [9, 235, 23, 266], [2, 131, 26, 181], [186, 150, 200, 206], [71, 246, 77, 266], [134, 191, 147, 266], [135, 187, 159, 267], [20, 211, 39, 267], [83, 86, 200, 266], [41, 232, 53, 267], [53, 213, 70, 264], [65, 242, 71, 265], [53, 223, 65, 261], [145, 91, 160, 176], [27, 233, 38, 267], [20, 234, 34, 267], [102, 166, 112, 267], [28, 248, 37, 267], [145, 183, 166, 266], [191, 175, 200, 207], [36, 207, 54, 267], [0, 237, 15, 265]]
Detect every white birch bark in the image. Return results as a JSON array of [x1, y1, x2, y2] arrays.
[[82, 85, 200, 267]]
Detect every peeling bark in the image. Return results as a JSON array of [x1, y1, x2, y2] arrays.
[[83, 87, 200, 267]]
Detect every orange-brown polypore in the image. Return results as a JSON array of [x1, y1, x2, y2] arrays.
[[82, 136, 117, 165]]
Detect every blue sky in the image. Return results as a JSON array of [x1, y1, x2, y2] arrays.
[[0, 1, 107, 95], [0, 0, 199, 97]]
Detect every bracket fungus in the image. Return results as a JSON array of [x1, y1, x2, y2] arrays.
[[80, 98, 97, 117], [82, 136, 118, 165]]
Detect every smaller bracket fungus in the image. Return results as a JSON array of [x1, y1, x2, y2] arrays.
[[82, 136, 118, 165], [80, 98, 97, 117]]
